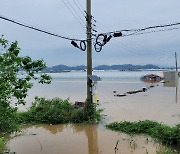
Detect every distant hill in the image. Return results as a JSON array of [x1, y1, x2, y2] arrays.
[[44, 65, 86, 72], [94, 64, 160, 70], [43, 64, 160, 72]]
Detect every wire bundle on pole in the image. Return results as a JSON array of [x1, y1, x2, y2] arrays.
[[71, 40, 86, 51], [93, 22, 180, 52], [94, 32, 122, 52]]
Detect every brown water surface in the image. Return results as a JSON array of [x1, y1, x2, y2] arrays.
[[7, 124, 169, 154]]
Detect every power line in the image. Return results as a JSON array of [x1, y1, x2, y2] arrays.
[[94, 20, 153, 56], [72, 0, 86, 17], [122, 26, 180, 37], [1, 14, 180, 53], [95, 19, 180, 59], [95, 22, 180, 52], [0, 15, 85, 41], [66, 0, 86, 26], [105, 22, 180, 35], [76, 0, 86, 14], [61, 0, 86, 30]]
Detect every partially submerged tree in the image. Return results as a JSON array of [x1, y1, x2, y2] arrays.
[[0, 36, 51, 134]]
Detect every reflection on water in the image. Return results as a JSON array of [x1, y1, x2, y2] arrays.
[[6, 71, 180, 154], [7, 124, 172, 154]]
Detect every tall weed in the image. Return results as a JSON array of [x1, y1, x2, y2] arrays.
[[18, 97, 102, 124]]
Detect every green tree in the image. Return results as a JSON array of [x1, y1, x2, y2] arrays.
[[0, 36, 51, 135]]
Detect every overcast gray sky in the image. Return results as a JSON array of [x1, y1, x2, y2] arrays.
[[0, 0, 180, 67]]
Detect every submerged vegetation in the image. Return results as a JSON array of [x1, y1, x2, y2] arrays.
[[0, 138, 6, 153], [106, 120, 180, 146], [18, 97, 102, 124], [156, 146, 178, 154]]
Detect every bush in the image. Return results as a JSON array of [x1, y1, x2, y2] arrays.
[[0, 102, 19, 135], [0, 137, 6, 153], [106, 120, 180, 146], [71, 109, 86, 123], [18, 97, 102, 124]]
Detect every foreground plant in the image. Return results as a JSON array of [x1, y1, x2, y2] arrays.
[[0, 137, 6, 153], [0, 36, 51, 135], [156, 145, 178, 154], [106, 120, 180, 146], [18, 97, 102, 124]]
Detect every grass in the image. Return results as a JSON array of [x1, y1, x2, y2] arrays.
[[0, 137, 6, 154], [106, 120, 180, 146], [156, 146, 178, 154], [17, 97, 102, 125]]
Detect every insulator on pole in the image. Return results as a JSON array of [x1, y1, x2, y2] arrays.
[[106, 35, 112, 42], [103, 35, 107, 44], [94, 42, 102, 52], [80, 41, 86, 51], [71, 41, 79, 48], [96, 34, 105, 46], [113, 32, 122, 37]]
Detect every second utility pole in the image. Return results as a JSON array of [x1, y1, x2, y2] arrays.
[[86, 0, 93, 109], [175, 52, 178, 71]]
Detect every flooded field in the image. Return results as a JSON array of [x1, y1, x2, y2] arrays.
[[6, 71, 180, 154]]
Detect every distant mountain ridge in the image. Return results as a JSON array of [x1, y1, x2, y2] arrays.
[[94, 64, 160, 70], [43, 64, 160, 72], [43, 65, 86, 72]]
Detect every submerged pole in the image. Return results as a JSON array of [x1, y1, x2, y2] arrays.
[[85, 0, 93, 110]]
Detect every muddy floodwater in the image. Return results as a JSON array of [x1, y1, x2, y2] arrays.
[[7, 71, 180, 154]]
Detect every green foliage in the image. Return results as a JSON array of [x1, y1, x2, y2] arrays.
[[0, 104, 19, 135], [0, 137, 6, 153], [85, 104, 102, 122], [156, 146, 177, 154], [83, 98, 102, 122], [0, 36, 51, 106], [71, 109, 86, 123], [0, 137, 6, 154], [106, 120, 180, 146], [18, 97, 73, 124], [0, 36, 51, 135], [18, 97, 102, 124]]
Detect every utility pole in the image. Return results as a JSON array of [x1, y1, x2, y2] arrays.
[[175, 52, 178, 71], [85, 0, 93, 110]]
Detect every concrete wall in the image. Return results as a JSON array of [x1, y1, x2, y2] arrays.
[[163, 71, 179, 87]]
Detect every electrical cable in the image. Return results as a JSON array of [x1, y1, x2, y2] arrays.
[[98, 24, 179, 66], [122, 26, 180, 37], [66, 0, 86, 26], [103, 22, 180, 35], [0, 15, 85, 41], [94, 22, 180, 52], [76, 0, 85, 12], [1, 13, 180, 54], [94, 20, 146, 55], [61, 0, 86, 30], [94, 20, 160, 57], [72, 0, 86, 17]]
